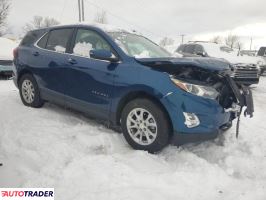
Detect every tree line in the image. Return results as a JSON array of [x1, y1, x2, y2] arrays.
[[0, 0, 108, 36], [0, 0, 244, 50]]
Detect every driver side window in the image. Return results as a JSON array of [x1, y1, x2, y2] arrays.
[[72, 29, 111, 58]]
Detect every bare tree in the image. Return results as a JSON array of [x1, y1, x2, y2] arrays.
[[225, 34, 240, 49], [159, 37, 174, 47], [24, 16, 60, 32], [94, 10, 108, 24], [0, 0, 11, 36], [210, 36, 222, 44]]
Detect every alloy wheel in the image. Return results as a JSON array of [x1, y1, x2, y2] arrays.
[[126, 108, 158, 145]]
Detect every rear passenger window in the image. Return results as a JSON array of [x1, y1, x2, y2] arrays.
[[46, 29, 73, 53], [37, 33, 49, 49]]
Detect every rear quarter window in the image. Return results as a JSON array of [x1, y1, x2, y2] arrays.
[[37, 33, 49, 49]]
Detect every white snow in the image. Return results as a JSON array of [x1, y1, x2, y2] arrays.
[[0, 37, 18, 60], [73, 42, 92, 57], [164, 44, 179, 54], [198, 42, 262, 66], [134, 50, 151, 58], [54, 45, 66, 53], [0, 78, 266, 200]]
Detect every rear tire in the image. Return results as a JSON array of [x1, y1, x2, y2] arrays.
[[19, 74, 44, 108], [121, 98, 171, 153]]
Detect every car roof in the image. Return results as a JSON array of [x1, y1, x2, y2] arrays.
[[31, 22, 135, 35]]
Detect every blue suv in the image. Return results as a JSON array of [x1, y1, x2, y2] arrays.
[[13, 24, 254, 152]]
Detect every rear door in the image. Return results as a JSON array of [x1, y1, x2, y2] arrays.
[[30, 28, 74, 102], [62, 28, 118, 120]]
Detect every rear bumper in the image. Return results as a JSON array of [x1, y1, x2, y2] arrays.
[[0, 61, 13, 77], [0, 70, 13, 76]]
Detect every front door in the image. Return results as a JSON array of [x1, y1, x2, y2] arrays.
[[63, 28, 118, 120]]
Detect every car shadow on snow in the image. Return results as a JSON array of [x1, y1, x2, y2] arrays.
[[42, 102, 122, 133]]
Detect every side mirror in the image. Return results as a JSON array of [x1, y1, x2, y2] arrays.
[[195, 51, 206, 57], [89, 49, 119, 62]]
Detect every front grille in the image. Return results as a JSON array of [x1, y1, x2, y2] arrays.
[[233, 64, 259, 79]]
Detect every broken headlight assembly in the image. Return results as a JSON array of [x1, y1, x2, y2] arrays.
[[171, 78, 219, 100]]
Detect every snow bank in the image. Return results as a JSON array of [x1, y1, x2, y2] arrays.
[[0, 78, 266, 200], [0, 38, 18, 60], [199, 43, 261, 65]]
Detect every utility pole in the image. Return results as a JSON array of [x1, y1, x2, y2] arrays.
[[180, 34, 186, 44], [78, 0, 85, 22], [250, 37, 253, 50], [78, 0, 81, 22], [81, 0, 85, 21]]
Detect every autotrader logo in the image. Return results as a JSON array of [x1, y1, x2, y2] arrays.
[[0, 188, 54, 200]]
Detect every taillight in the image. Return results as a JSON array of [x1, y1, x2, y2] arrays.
[[13, 47, 18, 59]]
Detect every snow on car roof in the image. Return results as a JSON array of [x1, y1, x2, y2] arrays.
[[66, 22, 140, 34], [0, 37, 18, 61]]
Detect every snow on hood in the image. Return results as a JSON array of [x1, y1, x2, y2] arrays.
[[201, 43, 261, 65], [0, 37, 18, 60]]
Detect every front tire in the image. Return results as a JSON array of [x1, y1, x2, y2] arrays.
[[121, 98, 171, 153], [19, 74, 44, 108]]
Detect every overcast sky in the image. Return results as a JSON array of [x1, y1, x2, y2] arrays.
[[7, 0, 266, 49]]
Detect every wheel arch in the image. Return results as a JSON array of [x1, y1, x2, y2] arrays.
[[17, 69, 34, 85], [115, 91, 173, 133]]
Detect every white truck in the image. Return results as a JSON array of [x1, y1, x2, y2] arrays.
[[176, 42, 265, 85]]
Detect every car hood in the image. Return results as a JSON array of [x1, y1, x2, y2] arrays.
[[136, 57, 231, 72]]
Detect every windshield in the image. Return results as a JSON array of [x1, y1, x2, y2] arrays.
[[108, 32, 172, 58]]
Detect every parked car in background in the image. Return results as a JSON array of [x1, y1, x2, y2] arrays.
[[0, 37, 18, 77], [13, 24, 253, 152], [176, 42, 262, 85], [257, 47, 266, 75]]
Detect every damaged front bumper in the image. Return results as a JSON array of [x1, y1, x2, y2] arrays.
[[161, 75, 254, 145]]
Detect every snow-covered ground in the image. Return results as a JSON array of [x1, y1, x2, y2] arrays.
[[0, 78, 266, 200]]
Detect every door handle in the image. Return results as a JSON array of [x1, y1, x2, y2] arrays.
[[68, 58, 77, 65], [32, 51, 39, 56]]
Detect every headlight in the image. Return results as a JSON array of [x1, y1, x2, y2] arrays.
[[171, 78, 219, 99]]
